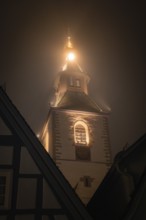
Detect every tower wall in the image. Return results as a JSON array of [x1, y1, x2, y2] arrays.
[[45, 108, 111, 204]]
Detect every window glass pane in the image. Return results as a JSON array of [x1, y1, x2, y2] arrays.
[[0, 147, 13, 165], [15, 215, 34, 220], [0, 171, 12, 209], [0, 216, 7, 220], [0, 176, 6, 206], [74, 122, 88, 145]]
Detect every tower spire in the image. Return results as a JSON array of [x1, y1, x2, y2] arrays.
[[65, 34, 75, 62], [66, 27, 73, 49], [67, 36, 73, 49]]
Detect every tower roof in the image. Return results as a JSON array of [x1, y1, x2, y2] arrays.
[[57, 90, 106, 113], [53, 36, 110, 113]]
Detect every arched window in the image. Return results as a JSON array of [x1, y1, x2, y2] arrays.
[[74, 121, 89, 145]]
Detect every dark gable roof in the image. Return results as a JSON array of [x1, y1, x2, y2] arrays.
[[57, 91, 106, 113], [87, 134, 146, 220], [0, 87, 93, 220]]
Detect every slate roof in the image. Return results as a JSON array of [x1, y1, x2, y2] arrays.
[[57, 91, 106, 113], [63, 61, 84, 73], [0, 87, 93, 220], [87, 134, 146, 220]]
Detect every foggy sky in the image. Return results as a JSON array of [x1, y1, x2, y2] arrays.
[[1, 1, 146, 157]]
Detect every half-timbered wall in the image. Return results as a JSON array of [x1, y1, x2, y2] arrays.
[[0, 117, 72, 220]]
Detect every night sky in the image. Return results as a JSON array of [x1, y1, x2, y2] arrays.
[[1, 1, 146, 157]]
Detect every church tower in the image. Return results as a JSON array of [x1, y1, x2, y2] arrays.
[[41, 37, 112, 204]]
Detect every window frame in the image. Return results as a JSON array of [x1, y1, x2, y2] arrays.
[[74, 121, 89, 146], [75, 79, 81, 87], [0, 170, 12, 209], [68, 77, 81, 88]]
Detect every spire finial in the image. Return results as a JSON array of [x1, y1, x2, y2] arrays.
[[67, 27, 73, 49], [67, 36, 73, 48]]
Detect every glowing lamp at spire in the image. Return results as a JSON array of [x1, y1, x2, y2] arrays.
[[66, 52, 76, 61], [65, 36, 76, 62]]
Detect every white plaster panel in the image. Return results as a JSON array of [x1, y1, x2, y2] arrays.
[[54, 215, 68, 220], [42, 216, 49, 220], [0, 147, 13, 165], [15, 215, 34, 220], [17, 178, 36, 209], [43, 179, 61, 209], [0, 117, 12, 135], [0, 216, 7, 220], [19, 147, 40, 174]]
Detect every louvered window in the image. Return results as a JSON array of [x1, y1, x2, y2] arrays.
[[74, 121, 89, 145]]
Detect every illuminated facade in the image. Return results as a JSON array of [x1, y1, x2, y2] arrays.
[[41, 37, 112, 204]]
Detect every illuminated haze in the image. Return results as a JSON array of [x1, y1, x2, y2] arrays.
[[1, 1, 146, 157]]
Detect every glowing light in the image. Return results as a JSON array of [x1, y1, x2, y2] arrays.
[[37, 133, 40, 138], [74, 121, 89, 145], [67, 36, 73, 48], [62, 63, 67, 71], [66, 52, 75, 61], [45, 132, 49, 152]]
